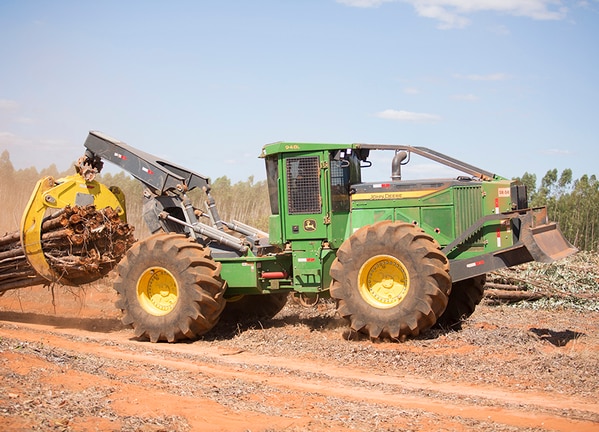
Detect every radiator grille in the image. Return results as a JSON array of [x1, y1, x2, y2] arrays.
[[454, 186, 483, 238]]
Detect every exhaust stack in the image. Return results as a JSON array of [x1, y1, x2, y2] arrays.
[[391, 151, 408, 181]]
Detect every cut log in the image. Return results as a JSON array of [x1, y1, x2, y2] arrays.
[[485, 288, 544, 302], [484, 282, 525, 291], [0, 205, 135, 293]]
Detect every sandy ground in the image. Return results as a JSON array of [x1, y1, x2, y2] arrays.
[[0, 281, 598, 432]]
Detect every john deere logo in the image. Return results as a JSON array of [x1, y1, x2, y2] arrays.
[[303, 219, 317, 232]]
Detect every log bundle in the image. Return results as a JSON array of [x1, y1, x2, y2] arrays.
[[0, 205, 136, 293]]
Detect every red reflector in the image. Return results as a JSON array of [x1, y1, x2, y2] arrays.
[[381, 183, 390, 188], [466, 259, 485, 268], [297, 257, 316, 263]]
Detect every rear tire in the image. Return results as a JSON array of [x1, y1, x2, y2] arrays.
[[220, 292, 289, 322], [330, 221, 451, 340], [114, 233, 226, 342], [437, 275, 486, 328]]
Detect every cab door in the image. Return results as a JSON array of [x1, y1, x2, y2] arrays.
[[282, 152, 328, 241]]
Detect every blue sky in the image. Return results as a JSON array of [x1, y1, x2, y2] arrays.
[[1, 0, 597, 186]]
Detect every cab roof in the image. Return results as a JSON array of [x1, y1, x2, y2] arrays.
[[260, 141, 354, 157]]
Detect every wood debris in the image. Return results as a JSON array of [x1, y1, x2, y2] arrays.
[[486, 251, 599, 304]]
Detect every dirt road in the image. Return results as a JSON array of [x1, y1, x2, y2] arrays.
[[1, 283, 598, 431]]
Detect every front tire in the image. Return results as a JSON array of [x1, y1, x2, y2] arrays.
[[330, 221, 451, 340], [114, 233, 226, 342]]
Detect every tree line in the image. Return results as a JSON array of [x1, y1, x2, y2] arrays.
[[1, 149, 596, 251], [516, 169, 598, 251]]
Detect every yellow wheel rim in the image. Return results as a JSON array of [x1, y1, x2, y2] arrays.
[[137, 267, 179, 316], [358, 255, 409, 309]]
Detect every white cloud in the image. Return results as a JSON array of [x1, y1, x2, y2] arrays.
[[541, 148, 572, 156], [339, 0, 568, 29], [490, 24, 511, 35], [411, 2, 470, 28], [0, 100, 35, 129], [336, 0, 393, 7], [0, 99, 19, 111], [375, 109, 441, 122], [0, 133, 71, 151], [454, 72, 510, 81], [451, 93, 479, 101], [13, 117, 34, 124], [403, 87, 420, 94], [39, 138, 73, 150], [0, 131, 18, 142], [0, 131, 25, 150]]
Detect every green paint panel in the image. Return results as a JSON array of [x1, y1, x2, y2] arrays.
[[327, 211, 350, 249], [268, 215, 283, 247], [420, 188, 453, 206], [219, 254, 293, 295], [292, 246, 323, 290], [220, 259, 260, 290], [350, 209, 394, 231], [395, 207, 420, 224], [421, 206, 455, 245]]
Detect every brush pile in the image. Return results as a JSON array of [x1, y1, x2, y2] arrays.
[[0, 205, 135, 293], [487, 251, 599, 309]]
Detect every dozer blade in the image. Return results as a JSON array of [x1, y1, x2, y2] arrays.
[[521, 221, 578, 264], [449, 208, 577, 283]]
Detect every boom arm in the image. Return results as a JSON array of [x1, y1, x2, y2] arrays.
[[84, 131, 210, 194], [83, 131, 255, 255]]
